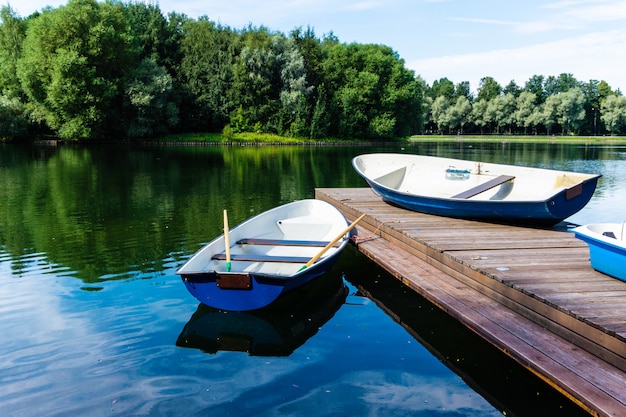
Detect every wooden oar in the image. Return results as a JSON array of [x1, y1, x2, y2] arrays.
[[223, 209, 231, 272], [299, 213, 366, 271]]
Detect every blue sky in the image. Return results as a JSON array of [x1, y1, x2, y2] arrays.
[[9, 0, 626, 93]]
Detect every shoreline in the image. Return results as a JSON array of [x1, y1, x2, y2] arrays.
[[28, 135, 626, 146]]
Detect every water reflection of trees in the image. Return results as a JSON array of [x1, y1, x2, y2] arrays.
[[0, 142, 618, 283]]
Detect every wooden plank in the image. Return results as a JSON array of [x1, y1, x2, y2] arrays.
[[451, 175, 515, 199], [315, 188, 626, 417], [236, 238, 337, 247], [211, 253, 311, 263], [355, 234, 626, 416]]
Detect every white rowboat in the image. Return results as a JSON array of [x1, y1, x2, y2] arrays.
[[353, 153, 601, 227]]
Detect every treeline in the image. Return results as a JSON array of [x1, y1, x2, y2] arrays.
[[0, 0, 422, 141], [0, 0, 624, 141], [426, 75, 625, 136]]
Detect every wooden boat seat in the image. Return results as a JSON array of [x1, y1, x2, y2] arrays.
[[236, 238, 340, 247], [452, 175, 515, 199], [212, 253, 311, 263]]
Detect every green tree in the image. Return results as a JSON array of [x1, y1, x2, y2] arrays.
[[514, 91, 537, 134], [230, 27, 283, 133], [178, 18, 237, 131], [322, 42, 421, 138], [123, 58, 178, 137], [600, 95, 626, 134], [470, 99, 489, 134], [125, 2, 168, 64], [542, 95, 559, 135], [501, 93, 517, 133], [17, 0, 135, 139], [455, 81, 472, 101], [430, 77, 454, 100], [524, 75, 546, 104], [556, 88, 585, 134], [0, 6, 26, 98], [527, 105, 544, 135], [309, 83, 331, 138], [335, 69, 378, 137], [476, 76, 501, 102], [448, 96, 471, 134], [431, 95, 450, 134], [0, 95, 28, 139], [485, 96, 505, 133], [0, 6, 29, 139], [503, 80, 521, 97], [278, 35, 313, 136]]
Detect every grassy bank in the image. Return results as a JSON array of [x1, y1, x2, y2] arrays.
[[409, 134, 626, 144], [157, 132, 626, 145], [163, 132, 352, 144]]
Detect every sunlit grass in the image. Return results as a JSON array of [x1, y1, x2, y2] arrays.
[[147, 132, 626, 144]]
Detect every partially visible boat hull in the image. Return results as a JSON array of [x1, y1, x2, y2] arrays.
[[353, 153, 601, 227], [176, 199, 350, 311], [373, 183, 598, 227], [573, 223, 626, 282]]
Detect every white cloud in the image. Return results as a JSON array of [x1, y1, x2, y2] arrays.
[[409, 29, 626, 92], [450, 17, 517, 26], [344, 1, 384, 11]]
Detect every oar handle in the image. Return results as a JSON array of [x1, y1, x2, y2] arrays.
[[302, 213, 366, 269], [223, 209, 231, 272]]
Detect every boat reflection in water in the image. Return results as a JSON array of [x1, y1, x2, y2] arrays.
[[176, 272, 347, 356]]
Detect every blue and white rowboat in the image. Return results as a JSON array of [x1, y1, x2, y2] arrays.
[[353, 153, 601, 227], [176, 199, 355, 311]]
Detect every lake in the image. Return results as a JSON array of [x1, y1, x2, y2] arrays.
[[1, 140, 623, 416]]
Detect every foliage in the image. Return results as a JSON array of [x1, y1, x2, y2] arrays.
[[600, 95, 626, 134], [0, 2, 624, 140], [123, 58, 178, 137], [16, 0, 135, 139]]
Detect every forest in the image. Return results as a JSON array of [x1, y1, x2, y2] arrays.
[[1, 0, 625, 141]]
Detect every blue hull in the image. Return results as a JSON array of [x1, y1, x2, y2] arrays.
[[180, 251, 342, 311], [574, 226, 626, 282], [366, 176, 599, 227]]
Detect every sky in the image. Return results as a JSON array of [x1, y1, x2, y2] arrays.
[[7, 0, 626, 94]]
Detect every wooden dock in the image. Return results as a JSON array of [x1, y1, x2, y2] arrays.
[[316, 188, 626, 417]]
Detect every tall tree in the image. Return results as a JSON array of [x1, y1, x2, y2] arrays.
[[501, 92, 518, 133], [470, 99, 489, 134], [514, 91, 537, 134], [556, 88, 585, 134], [503, 80, 521, 97], [431, 95, 450, 134], [455, 81, 472, 101], [178, 18, 237, 131], [542, 95, 560, 135], [278, 36, 313, 136], [448, 96, 471, 134], [17, 0, 135, 139], [430, 77, 455, 101], [600, 95, 626, 135], [476, 76, 501, 102], [322, 42, 421, 138], [524, 75, 546, 104], [0, 6, 29, 139], [123, 58, 178, 137], [485, 96, 506, 133], [0, 6, 26, 98], [230, 28, 284, 132]]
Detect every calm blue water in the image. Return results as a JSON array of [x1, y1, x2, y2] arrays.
[[1, 141, 623, 416]]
